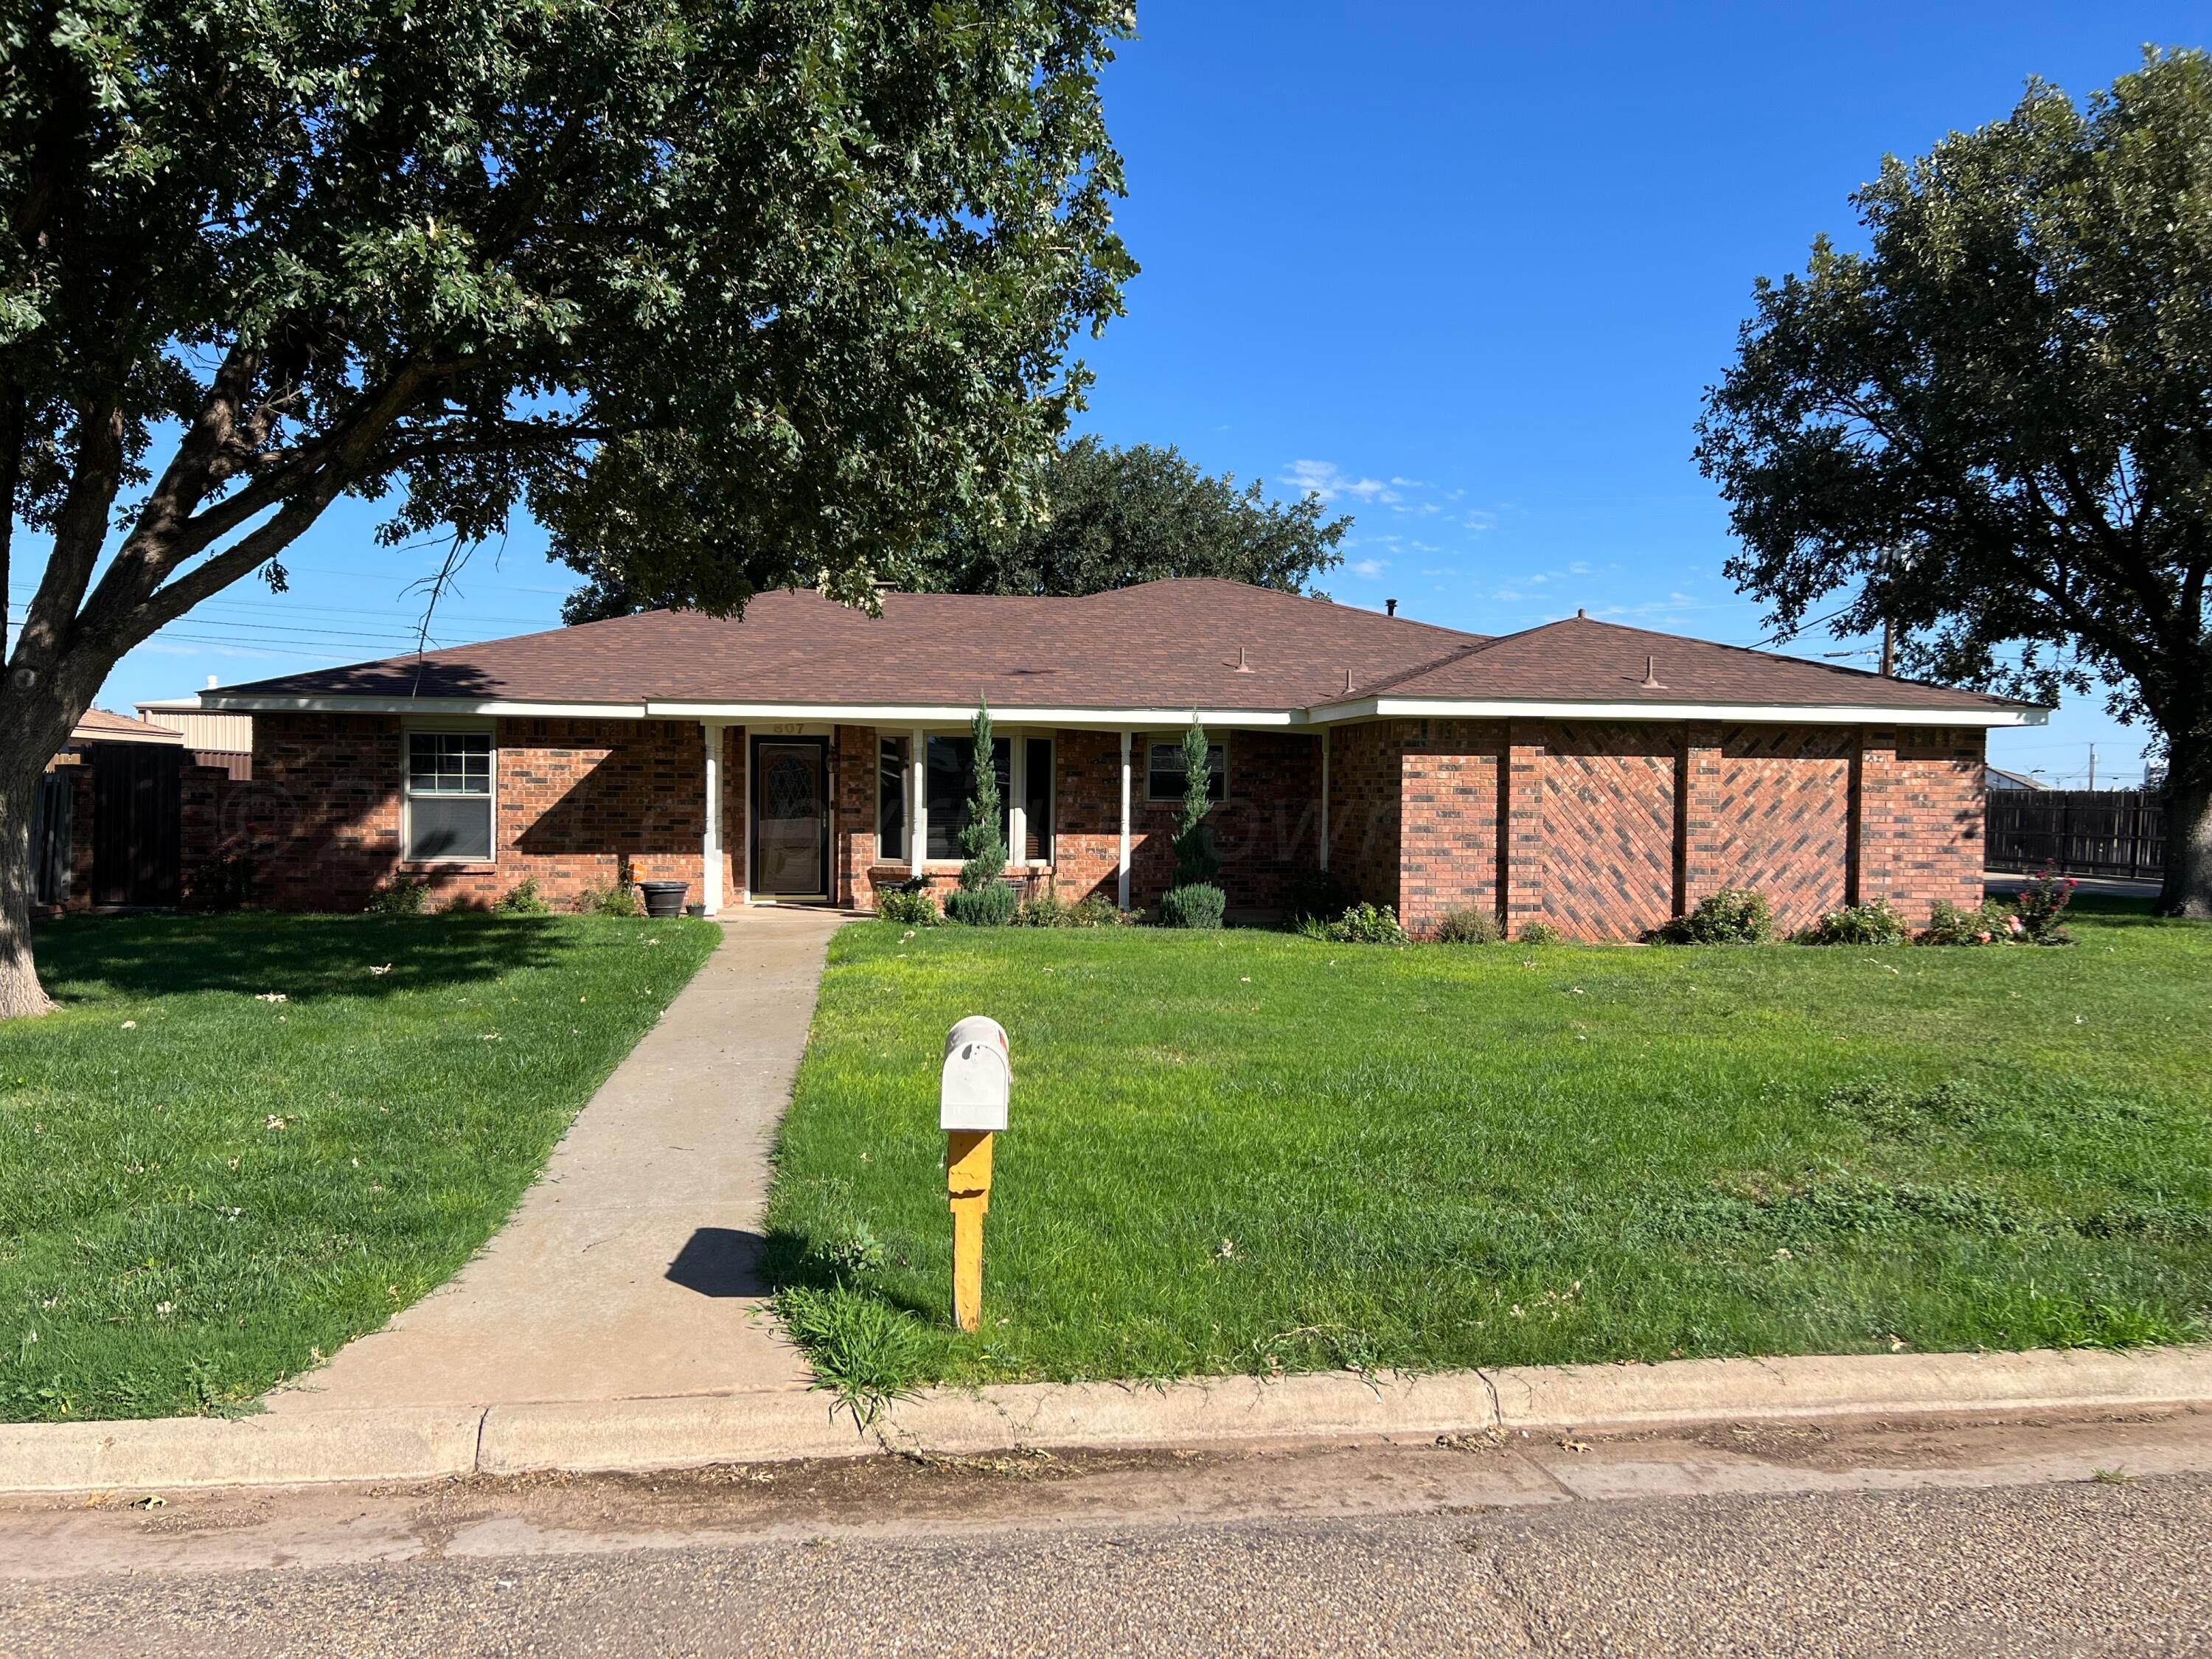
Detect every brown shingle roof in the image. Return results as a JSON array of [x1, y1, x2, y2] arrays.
[[1366, 613, 2025, 712], [213, 581, 1489, 711], [209, 580, 2035, 717]]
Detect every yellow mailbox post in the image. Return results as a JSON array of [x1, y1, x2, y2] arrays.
[[940, 1016, 1009, 1333]]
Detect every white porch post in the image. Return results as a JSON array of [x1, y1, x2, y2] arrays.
[[910, 726, 928, 871], [1319, 726, 1331, 872], [1117, 728, 1133, 911], [700, 720, 725, 914]]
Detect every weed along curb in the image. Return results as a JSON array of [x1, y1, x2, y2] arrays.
[[3, 1345, 2208, 1495]]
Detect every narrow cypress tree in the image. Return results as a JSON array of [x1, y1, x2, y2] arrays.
[[950, 700, 1015, 923], [1160, 717, 1225, 928]]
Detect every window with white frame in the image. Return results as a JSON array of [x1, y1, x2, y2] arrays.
[[1145, 737, 1225, 804], [403, 730, 494, 861]]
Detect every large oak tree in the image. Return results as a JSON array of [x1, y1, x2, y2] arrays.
[[0, 0, 1134, 1015], [1695, 49, 2212, 917], [560, 434, 1352, 618]]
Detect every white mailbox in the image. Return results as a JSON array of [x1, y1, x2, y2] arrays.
[[941, 1015, 1010, 1133]]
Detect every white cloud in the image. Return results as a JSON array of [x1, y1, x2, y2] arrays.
[[1285, 459, 1398, 504], [1464, 510, 1498, 532], [1568, 560, 1591, 575], [1388, 476, 1425, 488], [1419, 566, 1456, 577], [1348, 558, 1388, 580]]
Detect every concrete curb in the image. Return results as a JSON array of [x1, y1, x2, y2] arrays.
[[5, 1345, 2208, 1494]]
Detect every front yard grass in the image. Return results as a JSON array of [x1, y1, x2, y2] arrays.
[[1, 913, 717, 1422], [765, 900, 2212, 1396]]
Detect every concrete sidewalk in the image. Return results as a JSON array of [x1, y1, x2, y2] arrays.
[[267, 905, 849, 1414]]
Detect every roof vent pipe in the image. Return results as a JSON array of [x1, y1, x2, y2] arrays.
[[1343, 667, 1356, 695], [1234, 646, 1255, 674], [1385, 598, 1398, 616], [1639, 655, 1667, 690]]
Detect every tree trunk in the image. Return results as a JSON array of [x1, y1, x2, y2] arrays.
[[2161, 769, 2212, 919], [0, 738, 58, 1018], [0, 678, 97, 1020]]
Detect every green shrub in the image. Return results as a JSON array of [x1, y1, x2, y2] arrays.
[[1068, 893, 1127, 927], [1660, 888, 1774, 944], [1921, 897, 2014, 946], [2014, 863, 2077, 945], [1171, 717, 1222, 888], [1799, 898, 1907, 946], [364, 877, 430, 915], [494, 876, 551, 915], [1302, 900, 1407, 945], [1157, 882, 1227, 931], [577, 881, 642, 917], [1516, 920, 1562, 945], [1281, 868, 1354, 925], [947, 880, 1018, 927], [1430, 906, 1502, 945], [878, 887, 941, 927], [184, 847, 257, 912]]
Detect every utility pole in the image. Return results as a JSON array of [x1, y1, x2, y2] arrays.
[[2087, 744, 2096, 792], [1879, 618, 1896, 678]]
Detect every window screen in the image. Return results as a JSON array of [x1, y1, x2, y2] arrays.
[[1146, 740, 1225, 804], [405, 731, 493, 861], [925, 737, 1009, 860], [877, 737, 908, 860]]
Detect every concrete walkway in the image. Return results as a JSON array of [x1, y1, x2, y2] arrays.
[[268, 905, 850, 1413]]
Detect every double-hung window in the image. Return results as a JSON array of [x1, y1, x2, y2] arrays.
[[404, 730, 494, 862], [1145, 737, 1226, 804]]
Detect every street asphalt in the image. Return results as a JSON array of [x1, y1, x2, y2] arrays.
[[4, 1469, 2207, 1656]]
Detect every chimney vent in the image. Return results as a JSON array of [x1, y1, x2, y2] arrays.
[[1343, 667, 1356, 696], [1234, 646, 1255, 674], [1639, 655, 1667, 690], [1385, 598, 1398, 617], [1576, 608, 1587, 619]]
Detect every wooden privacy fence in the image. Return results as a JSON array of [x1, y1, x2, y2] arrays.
[[1986, 788, 2166, 880]]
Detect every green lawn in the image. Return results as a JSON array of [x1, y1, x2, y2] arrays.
[[1, 913, 717, 1422], [765, 901, 2212, 1395]]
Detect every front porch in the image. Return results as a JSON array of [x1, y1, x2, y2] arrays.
[[715, 722, 1326, 917]]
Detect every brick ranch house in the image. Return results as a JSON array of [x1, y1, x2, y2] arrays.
[[195, 579, 2045, 939]]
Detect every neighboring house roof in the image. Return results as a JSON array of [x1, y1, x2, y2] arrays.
[[204, 579, 2045, 728], [1986, 765, 2045, 790], [69, 708, 184, 745]]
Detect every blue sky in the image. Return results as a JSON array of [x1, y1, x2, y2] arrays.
[[52, 2, 2210, 785]]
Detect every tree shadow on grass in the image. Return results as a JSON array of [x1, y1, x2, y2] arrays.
[[29, 912, 576, 1004]]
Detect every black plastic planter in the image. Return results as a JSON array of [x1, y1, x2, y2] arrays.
[[639, 880, 689, 919]]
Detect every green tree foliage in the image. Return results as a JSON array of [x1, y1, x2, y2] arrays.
[[1694, 49, 2212, 917], [564, 434, 1352, 619], [917, 435, 1350, 599], [0, 0, 1133, 1012]]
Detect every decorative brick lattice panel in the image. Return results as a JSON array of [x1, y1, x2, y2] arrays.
[[1692, 725, 1854, 933], [1540, 723, 1679, 940], [1857, 726, 1986, 925]]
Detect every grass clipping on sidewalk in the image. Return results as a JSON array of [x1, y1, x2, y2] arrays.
[[765, 901, 2211, 1410], [1, 913, 717, 1422]]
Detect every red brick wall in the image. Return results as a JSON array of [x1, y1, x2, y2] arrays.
[[246, 713, 713, 912], [1327, 721, 1408, 911], [833, 726, 880, 909], [1346, 717, 1984, 942], [1051, 728, 1127, 903], [1399, 719, 1506, 933], [1855, 726, 1986, 925]]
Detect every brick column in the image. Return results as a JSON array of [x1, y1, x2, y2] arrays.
[[1677, 721, 1722, 915], [1852, 726, 1897, 907], [1500, 722, 1546, 931]]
